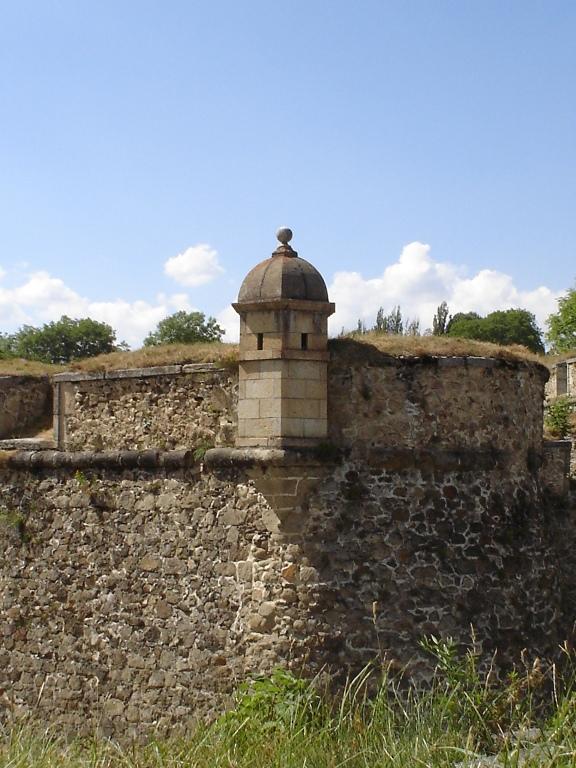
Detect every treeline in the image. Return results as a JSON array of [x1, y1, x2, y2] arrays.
[[352, 285, 576, 355], [2, 283, 575, 365], [0, 311, 223, 365]]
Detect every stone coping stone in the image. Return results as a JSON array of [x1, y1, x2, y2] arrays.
[[0, 438, 56, 451], [544, 438, 572, 455], [52, 371, 106, 382], [105, 365, 184, 379], [2, 448, 198, 470], [543, 439, 572, 449], [51, 363, 222, 382], [240, 350, 330, 362], [204, 446, 342, 470], [233, 298, 336, 314]]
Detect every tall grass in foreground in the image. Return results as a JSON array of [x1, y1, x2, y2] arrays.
[[2, 638, 576, 768]]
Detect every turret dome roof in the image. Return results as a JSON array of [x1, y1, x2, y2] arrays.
[[237, 229, 329, 303]]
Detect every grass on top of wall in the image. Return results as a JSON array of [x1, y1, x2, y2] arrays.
[[70, 334, 544, 373], [70, 342, 240, 372], [0, 334, 548, 377], [547, 348, 576, 364], [0, 358, 61, 376], [2, 638, 576, 768], [329, 334, 544, 364]]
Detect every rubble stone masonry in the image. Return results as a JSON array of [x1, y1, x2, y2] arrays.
[[0, 376, 51, 439], [1, 348, 574, 737]]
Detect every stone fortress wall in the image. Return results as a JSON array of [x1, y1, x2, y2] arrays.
[[52, 364, 237, 451], [1, 346, 575, 738], [0, 376, 51, 440], [545, 356, 576, 401], [545, 356, 576, 477]]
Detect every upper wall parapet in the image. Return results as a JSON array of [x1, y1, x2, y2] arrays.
[[52, 362, 237, 452], [545, 356, 576, 400]]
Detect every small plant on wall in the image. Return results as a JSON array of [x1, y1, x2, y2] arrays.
[[545, 397, 575, 438], [0, 506, 29, 544]]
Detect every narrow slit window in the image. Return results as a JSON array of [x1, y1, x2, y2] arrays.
[[257, 333, 264, 350], [301, 333, 308, 350]]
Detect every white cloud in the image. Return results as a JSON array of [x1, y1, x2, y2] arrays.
[[328, 242, 560, 336], [0, 270, 193, 348], [0, 242, 560, 351], [164, 244, 224, 287], [216, 304, 240, 342]]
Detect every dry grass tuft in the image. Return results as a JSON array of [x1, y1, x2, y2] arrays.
[[546, 348, 576, 365], [69, 342, 239, 372], [0, 358, 60, 376], [330, 332, 545, 364]]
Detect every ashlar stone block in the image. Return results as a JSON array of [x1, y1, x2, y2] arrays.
[[282, 398, 321, 419], [281, 380, 308, 399], [244, 379, 276, 400], [243, 310, 281, 334], [286, 360, 325, 381], [303, 418, 328, 438], [237, 399, 260, 420], [259, 399, 283, 419]]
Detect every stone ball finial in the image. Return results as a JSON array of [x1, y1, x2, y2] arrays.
[[276, 227, 293, 245]]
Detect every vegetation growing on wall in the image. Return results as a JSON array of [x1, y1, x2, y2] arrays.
[[2, 642, 576, 767], [545, 396, 576, 438], [329, 333, 544, 364], [351, 304, 545, 354], [547, 284, 576, 353]]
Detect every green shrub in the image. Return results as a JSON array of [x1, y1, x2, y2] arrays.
[[215, 667, 326, 741], [545, 397, 574, 438], [2, 642, 576, 767]]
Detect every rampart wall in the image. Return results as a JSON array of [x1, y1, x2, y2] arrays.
[[0, 376, 51, 439], [53, 364, 237, 451], [1, 349, 574, 738]]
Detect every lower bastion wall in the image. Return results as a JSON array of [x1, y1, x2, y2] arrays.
[[0, 376, 51, 440], [1, 350, 574, 737]]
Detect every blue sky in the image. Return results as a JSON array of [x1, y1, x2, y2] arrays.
[[0, 1, 574, 346]]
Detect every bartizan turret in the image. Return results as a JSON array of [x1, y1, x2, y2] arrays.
[[233, 227, 335, 448], [205, 228, 337, 531]]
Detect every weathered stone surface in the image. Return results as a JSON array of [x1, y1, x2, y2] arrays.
[[542, 440, 572, 497], [57, 368, 236, 451], [0, 352, 573, 741], [0, 376, 51, 439], [0, 438, 55, 450]]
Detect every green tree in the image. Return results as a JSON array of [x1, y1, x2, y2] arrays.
[[432, 301, 450, 335], [0, 333, 15, 359], [545, 397, 574, 438], [386, 306, 404, 335], [546, 286, 576, 353], [372, 305, 404, 334], [405, 318, 421, 336], [447, 309, 544, 354], [143, 310, 223, 346], [10, 316, 125, 363], [445, 311, 482, 334]]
